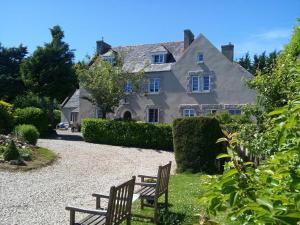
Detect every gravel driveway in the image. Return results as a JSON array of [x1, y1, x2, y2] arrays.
[[0, 131, 175, 225]]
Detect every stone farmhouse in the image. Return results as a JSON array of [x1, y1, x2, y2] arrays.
[[61, 30, 256, 124]]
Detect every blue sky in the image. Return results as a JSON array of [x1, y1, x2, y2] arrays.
[[1, 0, 299, 61]]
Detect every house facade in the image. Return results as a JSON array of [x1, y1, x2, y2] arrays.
[[61, 30, 256, 124]]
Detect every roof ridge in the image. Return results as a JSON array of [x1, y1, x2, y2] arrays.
[[112, 40, 183, 49]]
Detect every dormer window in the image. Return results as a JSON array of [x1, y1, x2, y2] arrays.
[[152, 54, 166, 64], [103, 56, 114, 65], [197, 53, 204, 63]]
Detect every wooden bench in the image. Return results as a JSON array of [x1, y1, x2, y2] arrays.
[[134, 161, 172, 224], [66, 176, 136, 225]]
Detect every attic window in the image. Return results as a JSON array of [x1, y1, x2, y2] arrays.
[[103, 56, 114, 64], [152, 54, 166, 64], [197, 53, 204, 63]]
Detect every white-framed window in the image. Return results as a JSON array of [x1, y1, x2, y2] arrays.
[[70, 112, 78, 122], [152, 54, 165, 64], [103, 56, 114, 64], [183, 109, 196, 117], [228, 109, 242, 115], [191, 75, 210, 93], [197, 53, 204, 63], [124, 81, 133, 94], [149, 78, 160, 93], [148, 108, 159, 123]]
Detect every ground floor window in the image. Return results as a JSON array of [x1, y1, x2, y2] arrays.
[[228, 109, 241, 115], [148, 108, 159, 123], [70, 112, 78, 122], [183, 108, 195, 117]]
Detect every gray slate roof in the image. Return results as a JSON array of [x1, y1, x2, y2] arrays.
[[111, 41, 184, 73], [62, 89, 80, 108]]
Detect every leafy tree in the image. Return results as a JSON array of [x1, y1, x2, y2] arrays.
[[238, 52, 251, 72], [21, 25, 77, 127], [79, 57, 143, 118], [238, 51, 279, 75], [247, 22, 300, 112], [0, 44, 27, 101]]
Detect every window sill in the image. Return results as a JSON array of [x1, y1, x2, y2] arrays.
[[197, 61, 204, 64], [189, 90, 210, 94]]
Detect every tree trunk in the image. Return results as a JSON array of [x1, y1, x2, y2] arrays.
[[48, 98, 55, 128], [101, 110, 106, 119]]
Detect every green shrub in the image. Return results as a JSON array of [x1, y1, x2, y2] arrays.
[[54, 109, 61, 125], [82, 119, 173, 150], [14, 107, 48, 134], [14, 124, 40, 145], [0, 100, 14, 134], [173, 117, 224, 173], [3, 140, 20, 161]]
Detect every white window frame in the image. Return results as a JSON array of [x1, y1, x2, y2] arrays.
[[183, 108, 196, 117], [191, 75, 210, 93], [152, 54, 165, 64], [103, 56, 114, 64], [228, 109, 242, 115], [197, 53, 204, 63], [124, 80, 133, 94], [148, 78, 160, 93], [148, 108, 159, 123], [70, 112, 78, 122]]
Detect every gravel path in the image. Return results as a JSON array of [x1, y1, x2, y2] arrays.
[[0, 131, 175, 225]]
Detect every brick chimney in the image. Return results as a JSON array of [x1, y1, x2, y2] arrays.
[[184, 29, 194, 50], [96, 40, 111, 55], [221, 42, 234, 61]]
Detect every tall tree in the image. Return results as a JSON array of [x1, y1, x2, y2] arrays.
[[79, 57, 143, 118], [21, 25, 77, 127], [247, 22, 300, 112], [238, 52, 251, 72], [0, 44, 27, 101]]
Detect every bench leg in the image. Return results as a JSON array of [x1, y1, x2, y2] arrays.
[[141, 197, 144, 209], [165, 189, 169, 210], [153, 198, 158, 224], [70, 210, 75, 225], [126, 215, 131, 225]]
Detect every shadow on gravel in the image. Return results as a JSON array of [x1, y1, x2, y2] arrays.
[[41, 131, 83, 142]]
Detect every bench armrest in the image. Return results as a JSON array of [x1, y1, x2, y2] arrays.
[[135, 182, 156, 187], [65, 206, 107, 215], [92, 194, 109, 209], [92, 194, 109, 198], [138, 175, 158, 180]]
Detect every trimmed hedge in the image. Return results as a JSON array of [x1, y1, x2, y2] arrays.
[[0, 101, 14, 134], [173, 117, 224, 173], [82, 119, 173, 150], [14, 107, 48, 134], [14, 124, 40, 145]]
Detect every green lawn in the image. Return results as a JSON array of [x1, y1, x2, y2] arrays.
[[131, 173, 207, 225]]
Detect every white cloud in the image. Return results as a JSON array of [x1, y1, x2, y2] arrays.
[[253, 28, 291, 40], [235, 28, 291, 58]]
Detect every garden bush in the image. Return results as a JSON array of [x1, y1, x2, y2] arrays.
[[82, 119, 173, 150], [0, 100, 14, 134], [14, 107, 48, 134], [173, 117, 224, 173], [54, 109, 61, 125], [3, 140, 20, 161], [14, 124, 40, 145]]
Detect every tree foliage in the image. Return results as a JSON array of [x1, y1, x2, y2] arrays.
[[78, 57, 143, 118], [247, 22, 300, 112], [0, 44, 27, 101], [238, 50, 279, 75], [21, 25, 77, 126]]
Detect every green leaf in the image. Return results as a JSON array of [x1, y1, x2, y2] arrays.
[[216, 137, 228, 143], [256, 198, 273, 211], [216, 153, 231, 159]]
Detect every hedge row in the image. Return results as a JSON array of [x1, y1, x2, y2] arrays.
[[0, 101, 14, 134], [14, 107, 48, 134], [173, 117, 225, 173], [82, 119, 173, 150]]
